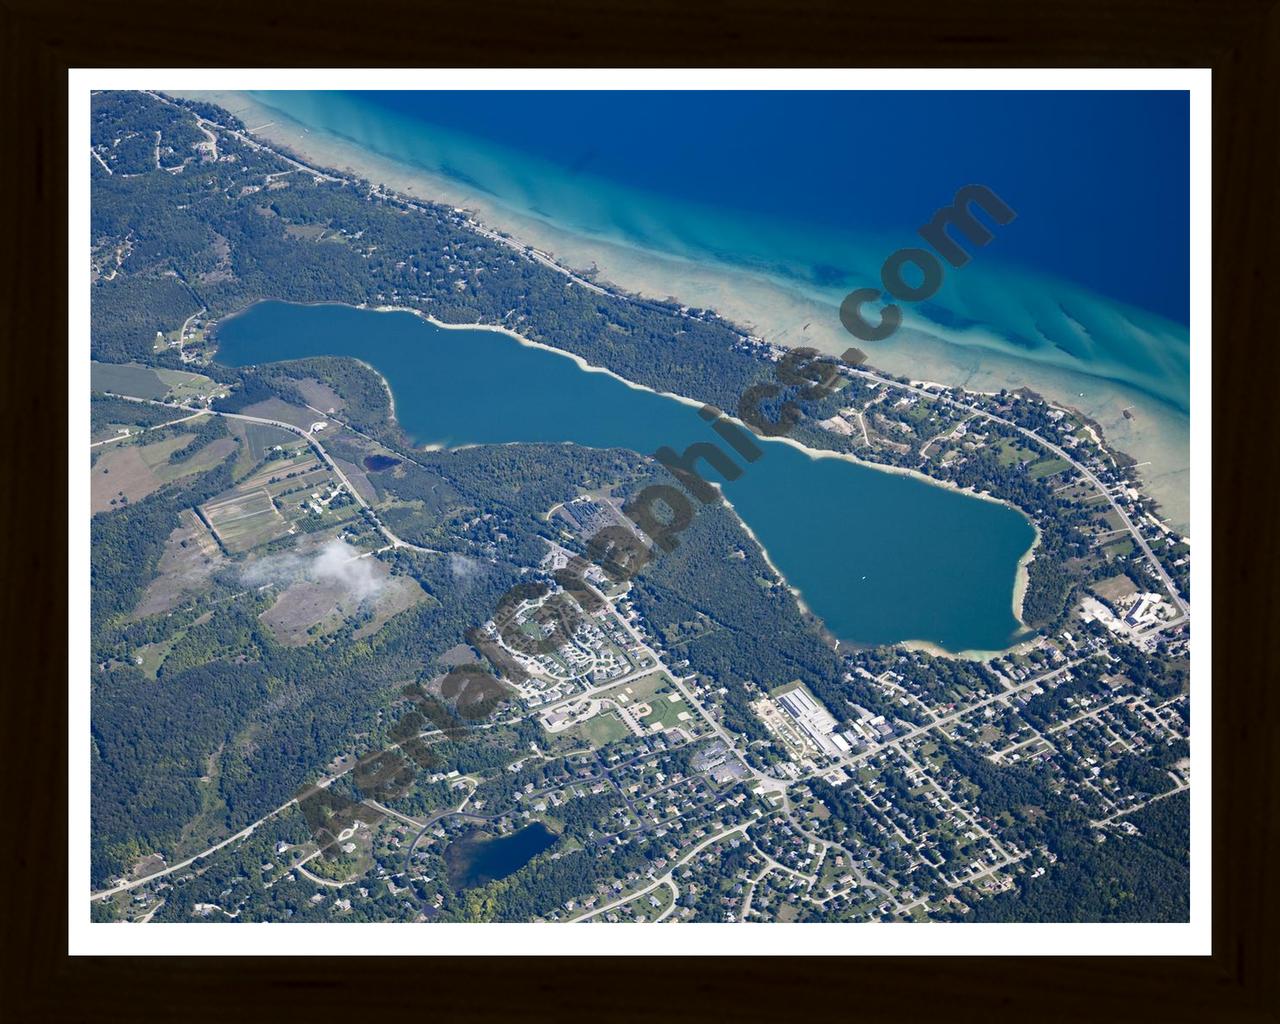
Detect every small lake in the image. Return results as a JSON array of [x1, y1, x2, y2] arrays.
[[444, 822, 559, 889], [362, 453, 401, 472], [215, 301, 1036, 652]]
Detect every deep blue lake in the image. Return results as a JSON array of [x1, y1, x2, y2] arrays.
[[215, 300, 1036, 652], [247, 90, 1192, 415]]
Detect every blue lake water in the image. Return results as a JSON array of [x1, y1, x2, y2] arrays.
[[444, 822, 558, 889], [216, 300, 1037, 652]]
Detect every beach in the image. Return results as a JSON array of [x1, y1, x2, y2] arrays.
[[177, 89, 1190, 534]]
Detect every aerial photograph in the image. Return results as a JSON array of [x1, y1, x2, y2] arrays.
[[85, 82, 1196, 934]]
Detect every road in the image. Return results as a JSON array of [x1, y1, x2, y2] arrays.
[[89, 147, 113, 176], [573, 823, 747, 922], [553, 562, 791, 792], [176, 305, 206, 361], [146, 87, 1185, 620], [95, 100, 1191, 920], [91, 794, 298, 900], [144, 92, 346, 185], [798, 660, 1082, 785], [97, 393, 437, 555], [1090, 780, 1190, 826], [89, 408, 206, 448], [847, 366, 1189, 616]]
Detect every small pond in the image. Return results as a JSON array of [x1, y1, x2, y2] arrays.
[[444, 822, 558, 890]]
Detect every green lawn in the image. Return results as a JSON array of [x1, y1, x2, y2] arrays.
[[154, 367, 227, 402], [575, 713, 630, 748], [1103, 538, 1136, 560], [91, 361, 168, 400], [1028, 457, 1069, 480]]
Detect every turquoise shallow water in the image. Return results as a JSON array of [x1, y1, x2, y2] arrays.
[[217, 301, 1035, 653], [245, 90, 1191, 415]]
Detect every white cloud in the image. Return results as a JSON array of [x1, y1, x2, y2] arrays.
[[243, 539, 386, 604]]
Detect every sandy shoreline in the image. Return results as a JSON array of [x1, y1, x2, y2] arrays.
[[214, 289, 1044, 657], [385, 304, 1042, 535], [179, 88, 1189, 532], [382, 303, 1044, 653]]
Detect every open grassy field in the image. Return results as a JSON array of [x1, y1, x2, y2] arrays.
[[91, 361, 168, 400], [91, 431, 198, 511], [91, 361, 226, 403], [639, 690, 693, 732], [1103, 537, 1136, 560], [295, 377, 346, 414], [573, 712, 630, 749], [586, 671, 693, 736], [258, 578, 350, 645], [1092, 573, 1140, 604], [158, 437, 238, 483], [353, 576, 429, 639], [153, 367, 228, 403], [92, 443, 169, 512], [133, 636, 179, 678], [92, 423, 241, 513], [236, 397, 318, 431], [597, 671, 672, 708], [1028, 456, 1069, 480], [258, 556, 427, 646], [133, 509, 225, 618]]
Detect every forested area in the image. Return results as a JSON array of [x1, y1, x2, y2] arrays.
[[90, 455, 235, 637], [90, 92, 776, 418], [88, 425, 646, 886], [91, 555, 490, 886], [91, 275, 201, 363], [90, 394, 188, 434], [967, 793, 1189, 922], [91, 660, 270, 883], [626, 500, 895, 743]]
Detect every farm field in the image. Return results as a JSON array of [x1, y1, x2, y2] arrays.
[[90, 427, 234, 512], [295, 377, 346, 414], [199, 449, 362, 555], [91, 361, 226, 403], [236, 421, 301, 462], [133, 509, 226, 617], [200, 488, 291, 553], [92, 441, 178, 511], [226, 420, 307, 478], [236, 397, 319, 431], [91, 361, 168, 400], [154, 367, 229, 403]]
